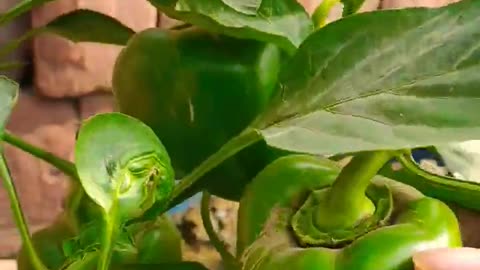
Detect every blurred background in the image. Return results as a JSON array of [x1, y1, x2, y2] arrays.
[[0, 0, 469, 268]]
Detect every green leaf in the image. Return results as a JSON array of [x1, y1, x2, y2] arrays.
[[74, 113, 175, 220], [148, 0, 313, 53], [221, 0, 261, 15], [0, 9, 133, 60], [0, 0, 55, 27], [75, 113, 176, 270], [43, 9, 135, 45], [0, 76, 18, 135], [253, 0, 480, 156], [0, 77, 47, 270], [342, 0, 366, 16]]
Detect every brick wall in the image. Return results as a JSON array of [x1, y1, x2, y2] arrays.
[[0, 0, 473, 258]]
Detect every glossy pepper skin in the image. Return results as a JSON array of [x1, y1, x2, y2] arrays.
[[17, 214, 76, 270], [238, 155, 462, 270], [131, 215, 183, 264], [112, 26, 287, 201]]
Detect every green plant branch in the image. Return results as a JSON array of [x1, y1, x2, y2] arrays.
[[0, 29, 40, 60], [64, 183, 84, 233], [201, 191, 240, 270], [328, 151, 394, 207], [3, 131, 78, 179], [0, 61, 26, 72], [0, 153, 48, 270], [170, 128, 262, 203], [0, 0, 56, 27], [98, 206, 119, 270], [312, 0, 341, 28]]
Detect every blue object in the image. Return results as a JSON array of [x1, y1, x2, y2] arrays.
[[167, 192, 202, 215], [411, 149, 445, 166]]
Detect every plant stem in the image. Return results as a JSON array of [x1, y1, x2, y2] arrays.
[[315, 151, 394, 230], [201, 191, 240, 270], [0, 153, 48, 270], [64, 183, 84, 233], [0, 0, 55, 27], [329, 151, 394, 207], [171, 128, 262, 202], [3, 131, 78, 179], [312, 0, 341, 28], [98, 206, 119, 270]]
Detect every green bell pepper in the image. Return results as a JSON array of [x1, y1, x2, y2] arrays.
[[112, 26, 287, 201], [238, 155, 462, 270], [17, 213, 76, 270], [132, 215, 183, 264]]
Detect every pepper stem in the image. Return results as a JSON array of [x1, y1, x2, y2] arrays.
[[0, 153, 48, 270], [98, 205, 119, 270], [170, 128, 262, 202], [200, 191, 240, 270], [314, 151, 394, 230], [3, 131, 78, 179]]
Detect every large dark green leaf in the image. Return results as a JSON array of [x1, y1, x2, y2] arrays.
[[43, 9, 135, 45], [148, 0, 313, 53], [0, 76, 18, 136], [253, 0, 480, 156], [0, 9, 133, 60]]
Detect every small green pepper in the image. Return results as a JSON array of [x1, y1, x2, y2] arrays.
[[113, 26, 287, 201], [131, 215, 183, 264], [17, 213, 76, 270], [238, 155, 462, 270]]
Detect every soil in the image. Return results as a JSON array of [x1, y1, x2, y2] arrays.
[[172, 196, 239, 270]]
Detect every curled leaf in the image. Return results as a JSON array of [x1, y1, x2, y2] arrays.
[[75, 113, 175, 220]]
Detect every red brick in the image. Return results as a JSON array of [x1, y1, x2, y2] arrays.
[[78, 92, 116, 120], [31, 0, 158, 98], [0, 0, 30, 82], [0, 91, 78, 256]]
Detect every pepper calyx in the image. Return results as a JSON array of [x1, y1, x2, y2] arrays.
[[291, 184, 393, 247]]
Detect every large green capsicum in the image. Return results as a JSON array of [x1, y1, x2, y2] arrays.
[[112, 26, 288, 201], [238, 154, 461, 270]]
